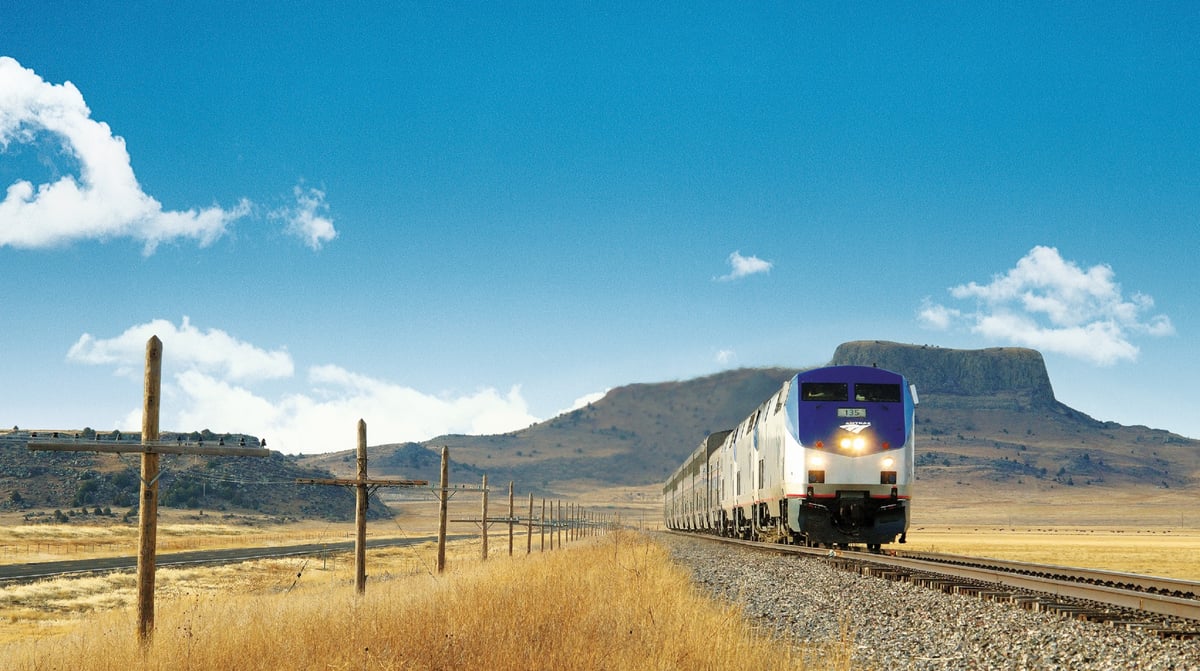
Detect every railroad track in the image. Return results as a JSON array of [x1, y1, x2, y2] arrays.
[[669, 531, 1200, 639]]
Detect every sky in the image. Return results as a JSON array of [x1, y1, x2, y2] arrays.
[[1, 3, 1197, 454]]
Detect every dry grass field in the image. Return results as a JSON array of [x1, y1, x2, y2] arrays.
[[904, 486, 1200, 580], [2, 482, 1197, 669], [902, 527, 1200, 581], [1, 530, 851, 671]]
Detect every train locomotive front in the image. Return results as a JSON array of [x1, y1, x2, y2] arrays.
[[787, 365, 916, 549], [664, 365, 917, 550]]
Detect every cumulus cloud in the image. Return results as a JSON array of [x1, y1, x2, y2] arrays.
[[272, 184, 336, 250], [919, 246, 1173, 365], [67, 316, 293, 381], [0, 57, 250, 254], [716, 251, 772, 281], [916, 299, 961, 331], [76, 317, 539, 453], [715, 348, 737, 365], [0, 58, 337, 254]]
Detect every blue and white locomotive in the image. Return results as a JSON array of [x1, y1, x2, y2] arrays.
[[663, 365, 917, 550]]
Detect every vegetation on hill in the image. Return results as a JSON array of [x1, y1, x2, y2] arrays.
[[0, 431, 380, 521]]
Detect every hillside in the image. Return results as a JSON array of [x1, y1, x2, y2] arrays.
[[301, 367, 798, 490], [7, 341, 1198, 519], [830, 341, 1199, 491], [0, 431, 385, 521], [305, 342, 1200, 500]]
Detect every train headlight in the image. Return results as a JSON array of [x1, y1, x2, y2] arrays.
[[839, 438, 852, 449], [881, 457, 895, 469], [809, 455, 825, 468], [852, 437, 866, 452]]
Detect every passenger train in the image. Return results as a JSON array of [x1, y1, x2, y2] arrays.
[[663, 365, 917, 550]]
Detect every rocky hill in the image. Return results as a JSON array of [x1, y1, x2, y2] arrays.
[[0, 431, 384, 521], [306, 341, 1199, 498], [7, 341, 1198, 519], [830, 341, 1198, 492], [300, 367, 799, 491]]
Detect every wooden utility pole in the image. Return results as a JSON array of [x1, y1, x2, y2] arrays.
[[437, 446, 449, 573], [526, 492, 533, 554], [296, 420, 427, 594], [27, 336, 270, 643], [480, 474, 489, 560], [354, 420, 369, 591], [507, 481, 514, 557], [137, 336, 161, 641], [435, 447, 491, 571]]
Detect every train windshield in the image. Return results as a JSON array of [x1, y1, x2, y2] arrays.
[[854, 383, 902, 403], [801, 382, 848, 401]]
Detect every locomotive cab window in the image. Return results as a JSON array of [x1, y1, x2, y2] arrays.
[[854, 383, 902, 403], [801, 382, 848, 402]]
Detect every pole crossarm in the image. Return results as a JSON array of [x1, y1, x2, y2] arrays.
[[30, 440, 270, 457], [429, 483, 488, 502], [296, 477, 428, 487], [450, 516, 528, 524]]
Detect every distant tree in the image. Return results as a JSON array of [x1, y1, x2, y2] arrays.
[[9, 490, 22, 504]]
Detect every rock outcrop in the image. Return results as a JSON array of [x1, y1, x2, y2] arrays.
[[830, 340, 1058, 411]]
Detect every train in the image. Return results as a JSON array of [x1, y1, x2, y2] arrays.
[[663, 365, 917, 550]]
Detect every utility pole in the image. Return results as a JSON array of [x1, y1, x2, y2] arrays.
[[433, 447, 489, 573], [507, 481, 514, 557], [296, 420, 427, 593], [28, 336, 270, 643], [526, 492, 533, 554], [438, 446, 448, 573]]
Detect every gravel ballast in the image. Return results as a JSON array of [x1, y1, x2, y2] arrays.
[[661, 533, 1200, 670]]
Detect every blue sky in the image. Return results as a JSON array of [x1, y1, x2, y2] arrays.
[[2, 3, 1197, 453]]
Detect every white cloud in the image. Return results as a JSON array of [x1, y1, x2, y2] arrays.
[[0, 57, 250, 254], [919, 246, 1173, 365], [78, 317, 540, 453], [715, 349, 736, 365], [67, 317, 293, 381], [916, 298, 961, 330], [273, 184, 337, 250], [554, 389, 609, 417], [716, 251, 772, 281]]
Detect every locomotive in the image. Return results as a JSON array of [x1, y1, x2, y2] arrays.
[[663, 365, 917, 550]]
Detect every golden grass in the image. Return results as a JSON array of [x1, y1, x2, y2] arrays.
[[0, 515, 350, 563], [904, 526, 1200, 581], [1, 532, 850, 671]]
